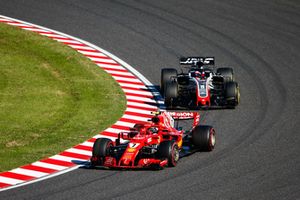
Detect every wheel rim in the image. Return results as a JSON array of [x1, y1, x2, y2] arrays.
[[105, 142, 113, 156], [209, 130, 216, 150], [237, 88, 240, 104], [172, 145, 179, 164], [211, 133, 216, 147]]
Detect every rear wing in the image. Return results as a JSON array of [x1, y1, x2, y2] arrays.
[[180, 57, 215, 66], [167, 111, 200, 128], [167, 111, 198, 120], [150, 111, 200, 128]]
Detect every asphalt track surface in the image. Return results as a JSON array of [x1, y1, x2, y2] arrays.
[[0, 0, 299, 199]]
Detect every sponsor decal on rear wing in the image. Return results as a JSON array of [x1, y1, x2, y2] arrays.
[[168, 111, 200, 128], [150, 111, 200, 127], [180, 57, 215, 66], [167, 111, 196, 120]]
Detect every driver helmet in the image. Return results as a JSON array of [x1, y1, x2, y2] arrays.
[[201, 71, 206, 79], [194, 71, 205, 79], [194, 71, 201, 77], [147, 127, 158, 134]]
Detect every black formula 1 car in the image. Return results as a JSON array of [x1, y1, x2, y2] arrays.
[[161, 57, 240, 109]]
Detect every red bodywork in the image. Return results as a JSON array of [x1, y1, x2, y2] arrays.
[[91, 112, 200, 169], [193, 77, 211, 107]]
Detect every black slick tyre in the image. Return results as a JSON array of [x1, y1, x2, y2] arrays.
[[91, 138, 113, 166], [161, 68, 177, 95], [164, 81, 178, 108], [217, 67, 234, 82], [191, 125, 216, 151], [225, 81, 240, 108], [157, 141, 179, 167]]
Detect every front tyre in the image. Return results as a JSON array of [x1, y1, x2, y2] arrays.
[[157, 141, 180, 167], [161, 68, 177, 95], [225, 82, 240, 108], [164, 81, 178, 109], [91, 138, 113, 166]]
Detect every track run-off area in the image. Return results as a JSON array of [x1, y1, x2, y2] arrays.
[[0, 0, 299, 199], [0, 15, 162, 190]]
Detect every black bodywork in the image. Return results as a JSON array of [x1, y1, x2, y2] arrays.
[[161, 57, 240, 109]]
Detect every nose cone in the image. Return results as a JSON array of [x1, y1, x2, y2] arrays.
[[121, 159, 131, 166], [200, 99, 207, 105], [198, 98, 210, 107]]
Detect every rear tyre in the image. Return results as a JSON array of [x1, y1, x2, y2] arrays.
[[161, 68, 177, 95], [91, 138, 113, 166], [225, 82, 240, 108], [157, 141, 179, 167], [191, 126, 216, 151], [164, 81, 178, 109], [217, 67, 234, 82]]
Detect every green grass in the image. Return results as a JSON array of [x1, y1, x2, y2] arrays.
[[0, 23, 126, 172]]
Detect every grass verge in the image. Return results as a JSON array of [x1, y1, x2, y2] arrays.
[[0, 23, 126, 172]]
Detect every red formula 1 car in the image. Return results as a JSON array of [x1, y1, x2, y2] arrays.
[[90, 111, 215, 169]]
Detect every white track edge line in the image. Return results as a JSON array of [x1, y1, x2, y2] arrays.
[[0, 14, 162, 192]]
